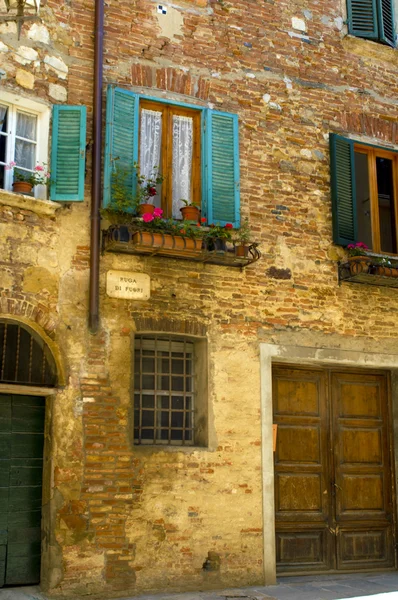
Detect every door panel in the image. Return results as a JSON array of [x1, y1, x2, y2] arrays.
[[276, 527, 331, 570], [0, 394, 44, 587], [274, 366, 395, 573], [274, 367, 331, 571], [332, 372, 394, 569]]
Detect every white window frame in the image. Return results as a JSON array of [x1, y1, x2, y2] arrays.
[[0, 91, 50, 199]]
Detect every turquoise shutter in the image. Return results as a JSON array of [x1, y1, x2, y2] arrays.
[[347, 0, 379, 39], [378, 0, 396, 45], [50, 106, 86, 201], [330, 133, 357, 246], [103, 86, 139, 207], [203, 110, 240, 228]]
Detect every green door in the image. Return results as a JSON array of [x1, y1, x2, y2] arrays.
[[0, 394, 45, 587]]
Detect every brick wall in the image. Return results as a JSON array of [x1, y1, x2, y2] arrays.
[[1, 0, 398, 595]]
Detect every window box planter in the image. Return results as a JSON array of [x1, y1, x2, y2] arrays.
[[132, 231, 202, 251], [102, 225, 261, 268], [339, 258, 398, 288], [347, 255, 372, 275]]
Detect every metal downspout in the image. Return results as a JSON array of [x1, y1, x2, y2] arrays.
[[89, 0, 104, 334]]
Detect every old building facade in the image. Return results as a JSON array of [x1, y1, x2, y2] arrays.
[[1, 0, 398, 596]]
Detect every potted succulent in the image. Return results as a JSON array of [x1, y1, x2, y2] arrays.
[[346, 242, 371, 275], [233, 218, 251, 257], [7, 161, 51, 195], [180, 199, 200, 222]]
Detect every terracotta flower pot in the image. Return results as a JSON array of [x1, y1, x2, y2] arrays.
[[180, 205, 200, 221], [138, 203, 155, 215], [12, 181, 33, 195], [235, 244, 249, 257], [347, 255, 371, 275]]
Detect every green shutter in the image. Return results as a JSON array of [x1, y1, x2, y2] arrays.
[[378, 0, 396, 45], [103, 86, 139, 207], [330, 133, 357, 246], [204, 110, 240, 228], [347, 0, 379, 39], [50, 106, 86, 201]]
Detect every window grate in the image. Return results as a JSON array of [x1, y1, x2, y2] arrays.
[[134, 335, 195, 445], [0, 320, 57, 387]]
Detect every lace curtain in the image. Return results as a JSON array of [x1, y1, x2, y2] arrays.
[[172, 115, 193, 219], [140, 108, 162, 207], [0, 106, 7, 167], [15, 112, 37, 171]]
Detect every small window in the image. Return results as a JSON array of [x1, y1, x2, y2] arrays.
[[347, 0, 396, 47], [0, 102, 43, 193], [139, 100, 201, 219], [330, 134, 398, 254], [133, 335, 207, 446]]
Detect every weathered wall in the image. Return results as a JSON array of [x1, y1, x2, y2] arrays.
[[1, 0, 398, 595]]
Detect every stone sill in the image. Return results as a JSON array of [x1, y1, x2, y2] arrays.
[[0, 188, 61, 217]]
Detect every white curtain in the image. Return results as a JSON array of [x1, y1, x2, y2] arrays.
[[140, 109, 162, 207], [15, 111, 37, 170], [172, 115, 193, 219]]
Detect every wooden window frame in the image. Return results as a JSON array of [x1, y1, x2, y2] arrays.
[[354, 144, 398, 255], [139, 100, 201, 219]]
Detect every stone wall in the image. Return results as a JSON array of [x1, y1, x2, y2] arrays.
[[1, 0, 398, 595]]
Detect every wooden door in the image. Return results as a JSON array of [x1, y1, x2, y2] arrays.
[[0, 394, 45, 587], [332, 372, 394, 570], [273, 366, 395, 573]]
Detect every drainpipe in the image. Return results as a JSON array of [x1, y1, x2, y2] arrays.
[[89, 0, 104, 334]]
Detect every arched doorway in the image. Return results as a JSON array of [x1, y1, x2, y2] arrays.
[[0, 319, 57, 587]]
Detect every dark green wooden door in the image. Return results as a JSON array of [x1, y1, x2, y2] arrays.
[[0, 394, 45, 587]]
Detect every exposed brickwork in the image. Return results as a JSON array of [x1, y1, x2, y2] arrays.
[[2, 0, 398, 596]]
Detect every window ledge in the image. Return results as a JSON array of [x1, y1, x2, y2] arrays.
[[133, 444, 209, 453], [0, 189, 61, 217]]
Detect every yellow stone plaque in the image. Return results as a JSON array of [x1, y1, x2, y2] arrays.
[[106, 271, 150, 300]]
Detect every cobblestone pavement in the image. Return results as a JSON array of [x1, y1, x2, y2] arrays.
[[2, 573, 398, 600]]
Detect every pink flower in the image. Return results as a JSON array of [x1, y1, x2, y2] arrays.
[[5, 161, 16, 170], [46, 173, 51, 179], [142, 213, 154, 223], [153, 207, 163, 218], [34, 165, 44, 172]]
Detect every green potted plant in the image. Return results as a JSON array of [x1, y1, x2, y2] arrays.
[[180, 198, 200, 222], [203, 222, 233, 252], [233, 218, 251, 257], [7, 161, 51, 195], [346, 242, 371, 275], [136, 164, 164, 215], [101, 167, 139, 225]]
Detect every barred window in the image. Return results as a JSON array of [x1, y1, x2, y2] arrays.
[[134, 336, 195, 445]]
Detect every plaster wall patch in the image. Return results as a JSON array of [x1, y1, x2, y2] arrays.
[[155, 4, 183, 40]]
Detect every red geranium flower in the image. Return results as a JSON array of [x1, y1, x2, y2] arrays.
[[148, 186, 157, 196], [225, 223, 233, 229], [201, 217, 207, 223]]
